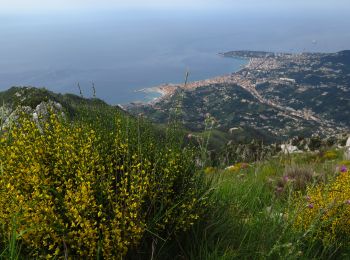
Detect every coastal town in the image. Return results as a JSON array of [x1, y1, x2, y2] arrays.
[[128, 50, 350, 141]]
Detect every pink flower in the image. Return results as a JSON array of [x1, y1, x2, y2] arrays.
[[340, 165, 347, 173], [306, 196, 311, 201], [308, 203, 314, 209]]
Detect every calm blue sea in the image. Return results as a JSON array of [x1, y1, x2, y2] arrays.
[[0, 8, 349, 104]]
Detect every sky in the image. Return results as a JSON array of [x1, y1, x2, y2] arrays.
[[1, 0, 349, 12]]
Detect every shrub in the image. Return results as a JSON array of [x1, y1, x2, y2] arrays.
[[322, 150, 338, 161], [275, 165, 315, 196], [293, 166, 350, 247], [0, 111, 206, 258]]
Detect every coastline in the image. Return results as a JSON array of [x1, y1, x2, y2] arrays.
[[135, 55, 250, 104]]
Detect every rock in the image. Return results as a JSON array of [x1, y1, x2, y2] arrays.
[[35, 100, 63, 118], [280, 144, 300, 154], [346, 136, 350, 147], [32, 112, 38, 121], [0, 101, 64, 131], [344, 137, 350, 160], [303, 144, 310, 151], [229, 127, 239, 133]]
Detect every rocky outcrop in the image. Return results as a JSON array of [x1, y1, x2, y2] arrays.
[[280, 144, 300, 154], [0, 100, 64, 131], [345, 137, 350, 160]]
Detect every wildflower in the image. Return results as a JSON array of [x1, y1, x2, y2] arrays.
[[294, 165, 350, 246], [340, 165, 347, 173], [306, 196, 311, 201], [283, 176, 290, 182]]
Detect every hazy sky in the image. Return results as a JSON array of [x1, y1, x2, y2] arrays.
[[1, 0, 349, 12]]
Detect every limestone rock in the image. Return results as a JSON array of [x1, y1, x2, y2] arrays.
[[346, 137, 350, 147], [280, 144, 300, 154], [344, 136, 350, 160]]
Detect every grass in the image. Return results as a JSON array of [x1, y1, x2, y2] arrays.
[[0, 215, 25, 260], [163, 150, 349, 259]]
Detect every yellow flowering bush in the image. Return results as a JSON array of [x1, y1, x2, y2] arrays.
[[0, 111, 206, 258], [204, 167, 216, 174], [293, 165, 350, 246], [322, 150, 338, 161]]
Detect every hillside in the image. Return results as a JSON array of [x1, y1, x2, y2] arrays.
[[1, 86, 350, 259], [128, 50, 350, 142], [0, 86, 122, 118]]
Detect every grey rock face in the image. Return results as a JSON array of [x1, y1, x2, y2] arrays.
[[280, 144, 300, 154], [0, 100, 64, 131], [346, 137, 350, 147], [345, 137, 350, 160]]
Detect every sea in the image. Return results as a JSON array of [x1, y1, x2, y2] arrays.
[[0, 7, 350, 104]]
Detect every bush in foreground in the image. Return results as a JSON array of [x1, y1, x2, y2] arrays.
[[0, 111, 206, 258], [293, 164, 350, 249]]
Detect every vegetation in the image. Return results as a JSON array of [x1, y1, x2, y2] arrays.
[[171, 151, 350, 259], [0, 88, 208, 258], [0, 87, 350, 259]]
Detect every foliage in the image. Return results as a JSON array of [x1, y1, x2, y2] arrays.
[[222, 139, 279, 165], [274, 165, 315, 196], [167, 151, 348, 259], [0, 110, 206, 258], [293, 165, 350, 247], [321, 150, 338, 161], [204, 167, 217, 175]]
